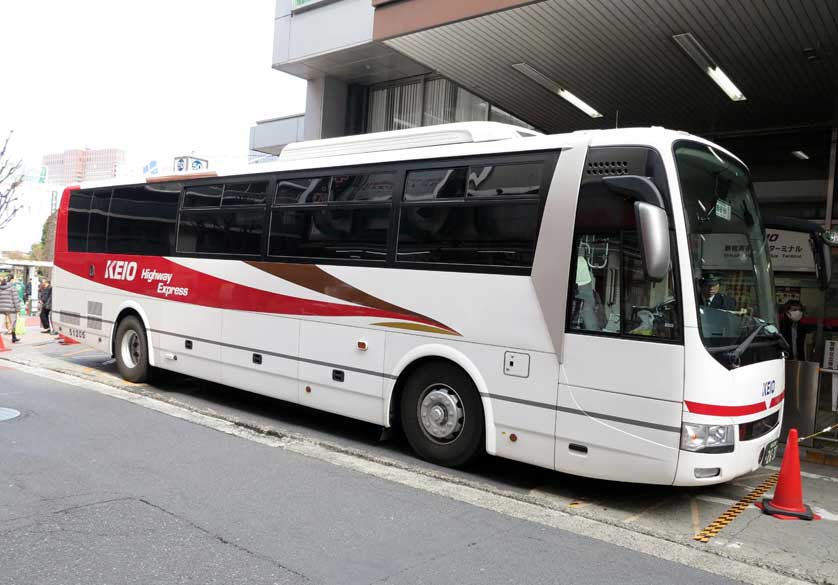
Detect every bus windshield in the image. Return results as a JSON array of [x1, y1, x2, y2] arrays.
[[675, 141, 783, 368]]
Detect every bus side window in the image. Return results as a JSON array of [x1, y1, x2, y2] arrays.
[[397, 162, 543, 267], [568, 184, 679, 341], [111, 185, 180, 256], [268, 171, 393, 261]]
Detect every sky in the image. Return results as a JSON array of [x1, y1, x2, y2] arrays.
[[0, 0, 307, 251]]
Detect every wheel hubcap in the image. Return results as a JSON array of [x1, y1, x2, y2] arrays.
[[418, 385, 464, 444], [121, 330, 141, 369]]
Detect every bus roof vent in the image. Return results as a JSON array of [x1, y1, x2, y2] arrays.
[[279, 122, 542, 161]]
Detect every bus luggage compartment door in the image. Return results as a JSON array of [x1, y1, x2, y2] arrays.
[[220, 310, 299, 404], [159, 302, 221, 383], [298, 320, 386, 425]]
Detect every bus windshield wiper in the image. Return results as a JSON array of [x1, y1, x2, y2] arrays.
[[760, 329, 790, 353], [725, 322, 767, 368]]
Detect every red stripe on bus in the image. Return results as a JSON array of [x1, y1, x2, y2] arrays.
[[685, 392, 784, 416], [802, 317, 838, 327], [54, 252, 456, 332]]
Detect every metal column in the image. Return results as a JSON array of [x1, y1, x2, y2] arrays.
[[826, 128, 837, 231], [815, 128, 837, 357]]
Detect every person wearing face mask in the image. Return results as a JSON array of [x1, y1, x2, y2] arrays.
[[780, 300, 809, 361]]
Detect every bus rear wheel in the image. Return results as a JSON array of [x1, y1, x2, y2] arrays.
[[400, 362, 484, 467], [115, 316, 150, 383]]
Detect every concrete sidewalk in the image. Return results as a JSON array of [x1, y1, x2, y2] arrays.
[[1, 316, 54, 350]]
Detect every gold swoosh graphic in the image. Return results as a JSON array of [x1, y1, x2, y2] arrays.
[[370, 322, 459, 336], [246, 262, 459, 335]]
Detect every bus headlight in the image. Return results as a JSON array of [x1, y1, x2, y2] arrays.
[[681, 423, 734, 453]]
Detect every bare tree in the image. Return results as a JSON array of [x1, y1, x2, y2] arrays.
[[0, 131, 24, 230]]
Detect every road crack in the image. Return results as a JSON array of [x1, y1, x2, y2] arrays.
[[137, 498, 315, 583]]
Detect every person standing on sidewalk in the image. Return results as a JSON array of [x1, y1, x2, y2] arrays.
[[0, 275, 21, 344], [39, 279, 53, 334], [12, 275, 24, 312]]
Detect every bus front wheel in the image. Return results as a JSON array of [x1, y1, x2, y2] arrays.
[[401, 362, 484, 467], [115, 316, 150, 383]]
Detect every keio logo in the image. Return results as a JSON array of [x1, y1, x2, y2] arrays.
[[104, 260, 137, 281]]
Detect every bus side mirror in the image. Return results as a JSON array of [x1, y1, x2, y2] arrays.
[[603, 175, 670, 281], [635, 202, 671, 282]]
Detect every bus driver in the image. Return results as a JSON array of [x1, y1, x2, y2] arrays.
[[700, 273, 736, 310]]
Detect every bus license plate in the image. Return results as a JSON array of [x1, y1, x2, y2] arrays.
[[762, 440, 779, 466]]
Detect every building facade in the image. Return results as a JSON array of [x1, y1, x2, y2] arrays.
[[42, 148, 126, 187], [254, 1, 836, 231]]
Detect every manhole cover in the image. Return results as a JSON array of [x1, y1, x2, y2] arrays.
[[0, 407, 21, 422]]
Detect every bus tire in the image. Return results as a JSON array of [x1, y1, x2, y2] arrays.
[[400, 362, 484, 467], [115, 316, 150, 383]]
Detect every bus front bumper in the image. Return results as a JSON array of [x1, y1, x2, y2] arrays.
[[672, 422, 783, 486]]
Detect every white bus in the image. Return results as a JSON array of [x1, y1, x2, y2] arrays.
[[53, 123, 788, 485]]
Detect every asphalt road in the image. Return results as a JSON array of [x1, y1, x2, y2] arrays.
[[0, 365, 746, 585]]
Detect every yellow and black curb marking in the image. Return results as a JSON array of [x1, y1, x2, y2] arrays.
[[694, 472, 779, 543]]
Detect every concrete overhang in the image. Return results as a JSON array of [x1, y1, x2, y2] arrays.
[[377, 0, 838, 135], [275, 41, 430, 85], [273, 0, 429, 84], [250, 114, 306, 155]]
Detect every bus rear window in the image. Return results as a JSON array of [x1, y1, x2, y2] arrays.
[[67, 191, 92, 252]]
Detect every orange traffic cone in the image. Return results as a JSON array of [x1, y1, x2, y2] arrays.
[[757, 428, 820, 520], [58, 333, 80, 345], [0, 332, 9, 352]]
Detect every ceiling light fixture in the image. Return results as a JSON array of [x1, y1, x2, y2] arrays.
[[511, 62, 603, 118], [672, 33, 746, 102], [791, 150, 810, 160]]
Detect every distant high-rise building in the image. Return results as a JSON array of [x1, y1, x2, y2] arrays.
[[42, 148, 126, 186]]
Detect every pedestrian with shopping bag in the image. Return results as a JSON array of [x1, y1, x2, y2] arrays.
[[15, 305, 26, 337], [0, 275, 21, 344]]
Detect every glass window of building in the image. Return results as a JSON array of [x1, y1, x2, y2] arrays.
[[455, 87, 489, 123], [367, 81, 423, 133], [368, 75, 536, 134], [421, 77, 456, 126], [490, 106, 535, 131]]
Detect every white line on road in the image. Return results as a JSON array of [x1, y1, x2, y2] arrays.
[[61, 348, 96, 358], [692, 493, 838, 523], [696, 495, 752, 508], [1, 360, 815, 585], [690, 498, 701, 537], [622, 495, 676, 523], [766, 465, 838, 484]]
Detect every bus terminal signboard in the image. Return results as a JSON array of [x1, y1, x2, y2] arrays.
[[700, 231, 816, 273]]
